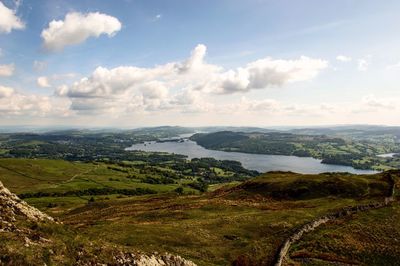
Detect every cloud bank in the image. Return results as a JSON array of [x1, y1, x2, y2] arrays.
[[0, 44, 396, 126], [55, 44, 328, 114]]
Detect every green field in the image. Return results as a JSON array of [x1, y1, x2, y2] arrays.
[[0, 157, 257, 217], [1, 158, 398, 265]]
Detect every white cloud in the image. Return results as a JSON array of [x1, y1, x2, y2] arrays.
[[178, 44, 208, 72], [36, 73, 77, 88], [246, 56, 328, 88], [0, 1, 25, 33], [358, 59, 369, 71], [0, 80, 399, 126], [41, 12, 122, 51], [140, 81, 168, 99], [0, 85, 70, 117], [0, 64, 15, 76], [37, 76, 51, 88], [336, 55, 352, 62], [0, 85, 14, 98], [55, 44, 328, 114], [201, 56, 328, 94]]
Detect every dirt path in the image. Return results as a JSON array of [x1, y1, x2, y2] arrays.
[[59, 164, 100, 185]]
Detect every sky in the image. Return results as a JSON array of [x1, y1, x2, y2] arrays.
[[0, 0, 400, 128]]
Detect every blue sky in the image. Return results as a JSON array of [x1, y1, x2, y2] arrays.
[[0, 0, 399, 127]]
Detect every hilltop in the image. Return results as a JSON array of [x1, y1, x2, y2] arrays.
[[213, 171, 391, 200]]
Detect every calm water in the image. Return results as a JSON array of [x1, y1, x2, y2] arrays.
[[377, 153, 398, 158], [126, 139, 377, 174]]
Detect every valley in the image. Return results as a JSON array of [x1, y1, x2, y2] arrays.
[[2, 1, 399, 265], [1, 126, 399, 265]]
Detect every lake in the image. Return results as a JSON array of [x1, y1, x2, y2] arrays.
[[377, 153, 398, 158], [126, 139, 378, 174]]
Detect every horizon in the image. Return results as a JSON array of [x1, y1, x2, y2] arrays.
[[1, 0, 400, 126], [0, 123, 399, 134]]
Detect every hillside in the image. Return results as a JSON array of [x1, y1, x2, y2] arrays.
[[1, 158, 399, 265], [215, 171, 390, 200], [0, 180, 196, 265]]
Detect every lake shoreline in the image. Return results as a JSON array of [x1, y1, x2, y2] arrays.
[[127, 139, 378, 175], [164, 138, 382, 172]]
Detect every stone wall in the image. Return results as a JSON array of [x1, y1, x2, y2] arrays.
[[273, 172, 397, 266]]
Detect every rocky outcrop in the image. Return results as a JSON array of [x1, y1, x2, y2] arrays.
[[273, 171, 398, 266], [1, 180, 197, 266], [113, 252, 197, 266], [0, 181, 54, 232]]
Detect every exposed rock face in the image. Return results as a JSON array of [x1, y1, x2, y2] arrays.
[[0, 180, 197, 266], [113, 252, 197, 266], [0, 181, 54, 232]]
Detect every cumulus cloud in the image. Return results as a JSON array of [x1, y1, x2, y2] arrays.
[[0, 63, 15, 76], [0, 85, 70, 117], [178, 44, 207, 72], [37, 76, 51, 88], [0, 1, 25, 33], [336, 55, 352, 62], [37, 73, 77, 88], [54, 44, 328, 114], [198, 56, 328, 94], [140, 81, 168, 99], [245, 56, 327, 89], [41, 12, 122, 51]]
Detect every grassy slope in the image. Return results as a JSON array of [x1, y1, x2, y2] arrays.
[[0, 158, 175, 194], [288, 174, 400, 265], [1, 159, 397, 265], [61, 194, 366, 265], [59, 171, 391, 265], [0, 158, 93, 193], [289, 202, 400, 265], [0, 158, 193, 216], [0, 219, 123, 265], [225, 172, 389, 200]]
